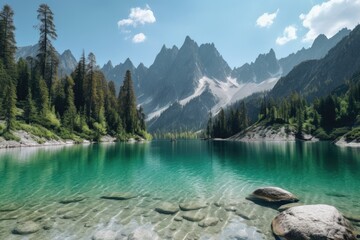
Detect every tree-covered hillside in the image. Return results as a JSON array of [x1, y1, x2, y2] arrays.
[[0, 4, 150, 143]]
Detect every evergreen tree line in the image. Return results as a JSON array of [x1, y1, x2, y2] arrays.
[[0, 4, 149, 141], [207, 78, 360, 140], [206, 101, 249, 138]]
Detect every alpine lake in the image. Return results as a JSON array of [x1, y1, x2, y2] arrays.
[[0, 140, 359, 239]]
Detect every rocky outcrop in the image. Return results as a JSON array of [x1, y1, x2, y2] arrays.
[[248, 187, 298, 204], [272, 204, 356, 240]]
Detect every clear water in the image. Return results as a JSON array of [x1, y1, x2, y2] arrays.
[[0, 141, 359, 239]]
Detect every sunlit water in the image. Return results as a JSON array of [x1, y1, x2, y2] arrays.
[[0, 141, 359, 239]]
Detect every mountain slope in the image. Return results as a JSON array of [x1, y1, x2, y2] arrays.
[[271, 25, 360, 101], [279, 28, 350, 76]]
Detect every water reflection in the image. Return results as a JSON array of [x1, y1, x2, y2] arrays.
[[0, 141, 359, 215]]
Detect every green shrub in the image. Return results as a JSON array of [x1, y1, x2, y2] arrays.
[[313, 128, 331, 140], [2, 131, 20, 142]]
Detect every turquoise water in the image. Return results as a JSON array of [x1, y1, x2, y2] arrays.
[[0, 141, 359, 239]]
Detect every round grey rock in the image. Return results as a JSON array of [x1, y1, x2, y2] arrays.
[[179, 201, 208, 211], [182, 211, 205, 222], [199, 217, 219, 227], [249, 187, 298, 203], [272, 204, 356, 240], [12, 221, 41, 235], [155, 202, 179, 214]]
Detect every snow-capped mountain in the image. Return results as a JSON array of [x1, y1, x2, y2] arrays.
[[16, 28, 350, 133]]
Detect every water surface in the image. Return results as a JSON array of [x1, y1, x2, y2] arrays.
[[0, 141, 359, 239]]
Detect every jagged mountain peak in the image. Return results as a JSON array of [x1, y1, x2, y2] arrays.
[[181, 36, 199, 50], [312, 34, 328, 48], [123, 57, 133, 66], [137, 62, 147, 69]]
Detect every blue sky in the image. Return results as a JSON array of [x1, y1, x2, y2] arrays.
[[3, 0, 360, 68]]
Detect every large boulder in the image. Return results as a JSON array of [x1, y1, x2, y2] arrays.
[[179, 201, 208, 211], [12, 221, 41, 235], [155, 202, 179, 214], [248, 187, 298, 204], [272, 204, 356, 240]]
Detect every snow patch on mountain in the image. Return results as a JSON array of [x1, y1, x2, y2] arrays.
[[146, 104, 172, 121]]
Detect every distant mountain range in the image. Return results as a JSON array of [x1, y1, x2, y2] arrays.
[[271, 26, 360, 101], [15, 44, 78, 77], [16, 28, 350, 132]]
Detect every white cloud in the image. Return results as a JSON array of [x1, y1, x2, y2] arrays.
[[300, 0, 360, 42], [256, 9, 279, 28], [276, 26, 298, 45], [118, 5, 156, 27], [132, 33, 147, 43]]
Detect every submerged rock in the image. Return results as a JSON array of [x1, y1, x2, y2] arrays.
[[248, 187, 298, 204], [278, 202, 303, 212], [101, 192, 137, 200], [235, 210, 255, 220], [179, 201, 208, 211], [59, 196, 86, 204], [182, 211, 205, 222], [200, 217, 264, 239], [155, 202, 179, 214], [128, 226, 159, 240], [198, 217, 219, 227], [92, 229, 117, 240], [272, 204, 356, 240], [0, 203, 22, 212], [12, 221, 41, 235]]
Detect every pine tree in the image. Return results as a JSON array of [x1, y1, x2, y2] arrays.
[[16, 58, 30, 102], [24, 87, 37, 124], [105, 81, 122, 134], [118, 70, 138, 134], [38, 76, 49, 116], [206, 111, 213, 138], [0, 4, 16, 78], [85, 52, 97, 121], [73, 51, 86, 111], [3, 81, 17, 130], [63, 76, 77, 131], [36, 4, 58, 92]]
